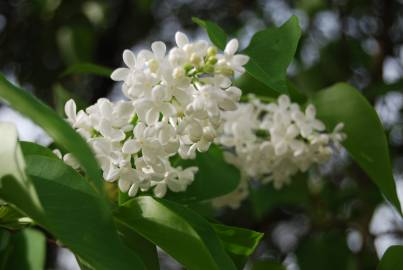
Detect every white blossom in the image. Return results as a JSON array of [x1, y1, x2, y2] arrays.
[[213, 94, 346, 208], [61, 31, 249, 198]]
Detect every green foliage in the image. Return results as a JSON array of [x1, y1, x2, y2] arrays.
[[116, 221, 160, 270], [0, 10, 400, 269], [212, 223, 263, 257], [212, 223, 263, 269], [115, 196, 238, 270], [252, 261, 286, 270], [0, 74, 105, 195], [0, 205, 30, 230], [196, 16, 302, 95], [0, 126, 147, 270], [20, 141, 58, 159], [242, 16, 301, 94], [0, 228, 46, 270], [378, 245, 403, 270], [312, 83, 401, 214], [61, 62, 113, 78], [166, 145, 241, 203], [296, 231, 352, 270], [192, 17, 228, 50], [249, 174, 309, 220]]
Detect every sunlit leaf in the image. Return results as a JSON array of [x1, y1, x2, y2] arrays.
[[212, 223, 263, 269]]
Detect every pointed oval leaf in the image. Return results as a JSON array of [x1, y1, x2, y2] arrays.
[[242, 16, 301, 94], [192, 17, 228, 50], [311, 83, 401, 214]]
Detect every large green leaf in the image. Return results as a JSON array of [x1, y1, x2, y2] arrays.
[[311, 83, 401, 213], [166, 145, 240, 203], [0, 74, 104, 194], [242, 16, 301, 94], [115, 196, 237, 270], [0, 125, 146, 270], [192, 17, 228, 50], [1, 228, 46, 270], [378, 245, 403, 270]]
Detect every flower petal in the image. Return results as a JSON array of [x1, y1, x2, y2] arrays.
[[111, 68, 130, 81], [122, 139, 141, 154], [175, 32, 189, 48], [123, 50, 136, 68], [225, 39, 239, 55]]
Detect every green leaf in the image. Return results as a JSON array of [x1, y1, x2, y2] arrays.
[[20, 141, 58, 159], [252, 261, 286, 270], [0, 73, 104, 195], [249, 173, 309, 220], [242, 16, 301, 94], [212, 223, 263, 256], [61, 62, 113, 78], [296, 231, 352, 270], [311, 83, 401, 213], [378, 245, 403, 270], [115, 196, 237, 270], [212, 223, 263, 269], [166, 145, 240, 202], [25, 155, 146, 270], [116, 221, 160, 270], [2, 228, 46, 270], [0, 125, 146, 270], [192, 17, 228, 50], [0, 205, 31, 230]]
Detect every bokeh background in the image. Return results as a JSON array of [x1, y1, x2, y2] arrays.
[[0, 0, 403, 269]]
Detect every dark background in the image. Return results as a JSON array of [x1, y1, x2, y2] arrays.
[[0, 0, 403, 269]]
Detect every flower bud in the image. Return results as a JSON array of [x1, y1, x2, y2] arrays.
[[173, 67, 185, 79], [147, 59, 159, 73], [207, 46, 217, 57], [190, 53, 201, 66], [203, 64, 214, 73]]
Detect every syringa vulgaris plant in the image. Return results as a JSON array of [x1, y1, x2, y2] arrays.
[[0, 16, 400, 270]]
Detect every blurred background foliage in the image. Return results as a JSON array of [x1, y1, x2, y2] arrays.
[[0, 0, 403, 269]]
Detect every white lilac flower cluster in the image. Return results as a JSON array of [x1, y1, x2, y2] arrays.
[[59, 32, 249, 198], [212, 95, 345, 209]]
